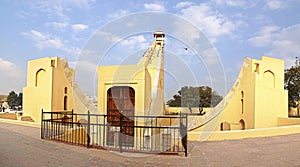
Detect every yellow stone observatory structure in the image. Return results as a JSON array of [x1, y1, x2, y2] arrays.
[[22, 57, 97, 122], [22, 30, 300, 142]]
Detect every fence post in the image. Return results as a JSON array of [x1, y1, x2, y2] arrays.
[[119, 114, 123, 153], [180, 112, 188, 157], [87, 110, 90, 148], [71, 109, 74, 128], [185, 113, 188, 157], [41, 109, 44, 139]]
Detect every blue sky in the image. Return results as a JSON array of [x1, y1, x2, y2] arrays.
[[1, 0, 300, 100]]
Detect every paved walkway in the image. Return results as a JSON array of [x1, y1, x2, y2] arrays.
[[1, 121, 300, 166]]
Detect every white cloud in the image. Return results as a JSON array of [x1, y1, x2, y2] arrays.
[[34, 0, 95, 10], [248, 24, 300, 67], [144, 3, 166, 12], [107, 9, 130, 19], [0, 58, 24, 94], [264, 0, 285, 10], [45, 22, 69, 31], [27, 0, 95, 21], [254, 15, 272, 25], [174, 1, 194, 9], [22, 30, 64, 49], [65, 0, 95, 10], [95, 31, 122, 44], [179, 3, 237, 38], [212, 0, 247, 8], [201, 47, 220, 65], [28, 1, 69, 21], [22, 30, 80, 55], [172, 21, 202, 44], [248, 25, 280, 47], [71, 24, 88, 32], [120, 35, 150, 50], [0, 58, 18, 76]]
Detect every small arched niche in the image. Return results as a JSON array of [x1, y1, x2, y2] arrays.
[[220, 122, 230, 131], [35, 69, 46, 87], [239, 119, 245, 130], [263, 70, 275, 88]]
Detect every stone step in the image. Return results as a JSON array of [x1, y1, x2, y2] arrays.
[[20, 116, 34, 122]]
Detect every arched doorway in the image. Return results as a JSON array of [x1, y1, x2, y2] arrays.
[[239, 119, 245, 130], [107, 86, 135, 146], [220, 122, 230, 131]]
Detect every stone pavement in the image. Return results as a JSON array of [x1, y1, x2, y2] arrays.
[[1, 121, 300, 167]]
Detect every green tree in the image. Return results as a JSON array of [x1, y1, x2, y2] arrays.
[[166, 94, 181, 107], [284, 57, 300, 113], [166, 86, 223, 108], [7, 91, 22, 108], [17, 93, 22, 106], [7, 91, 18, 107]]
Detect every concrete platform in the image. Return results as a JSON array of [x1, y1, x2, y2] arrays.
[[0, 120, 300, 166]]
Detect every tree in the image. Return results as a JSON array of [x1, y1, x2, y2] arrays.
[[284, 57, 300, 113], [166, 86, 223, 108], [166, 94, 181, 107], [17, 93, 22, 106], [7, 91, 22, 108]]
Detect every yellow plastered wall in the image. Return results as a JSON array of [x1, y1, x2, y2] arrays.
[[51, 58, 75, 112], [218, 57, 256, 130], [219, 56, 288, 130], [98, 60, 163, 116], [98, 65, 149, 117], [98, 65, 145, 114], [98, 64, 150, 148], [23, 57, 54, 122], [254, 56, 288, 128], [23, 57, 75, 122]]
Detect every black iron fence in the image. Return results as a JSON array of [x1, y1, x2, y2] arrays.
[[41, 110, 188, 156]]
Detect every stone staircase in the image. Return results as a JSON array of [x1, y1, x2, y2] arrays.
[[61, 59, 98, 114], [20, 116, 34, 122]]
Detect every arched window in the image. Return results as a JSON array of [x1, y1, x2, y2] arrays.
[[64, 96, 68, 110], [51, 59, 55, 67], [35, 69, 46, 87], [263, 70, 275, 88], [64, 87, 68, 94], [241, 91, 244, 114], [254, 63, 260, 74], [241, 99, 244, 114]]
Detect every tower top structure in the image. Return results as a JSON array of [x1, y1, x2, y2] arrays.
[[154, 30, 165, 45]]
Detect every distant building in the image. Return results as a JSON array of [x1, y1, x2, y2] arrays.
[[0, 95, 8, 107]]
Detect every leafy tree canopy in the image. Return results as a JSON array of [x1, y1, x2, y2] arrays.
[[285, 58, 300, 108], [166, 86, 223, 107], [7, 91, 22, 107]]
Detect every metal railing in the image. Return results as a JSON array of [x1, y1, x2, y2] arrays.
[[41, 110, 188, 156]]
